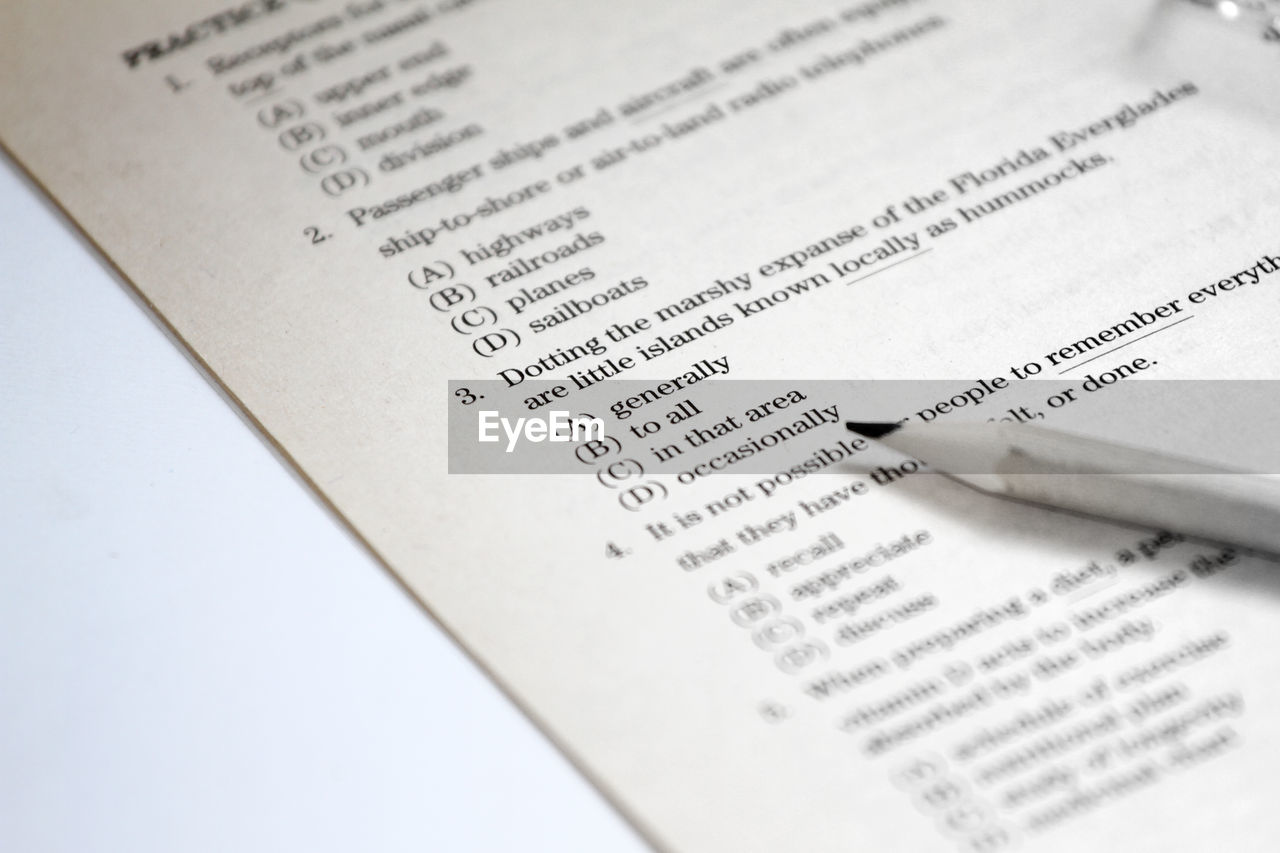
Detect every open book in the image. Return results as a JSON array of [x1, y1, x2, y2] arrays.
[[4, 0, 1279, 849]]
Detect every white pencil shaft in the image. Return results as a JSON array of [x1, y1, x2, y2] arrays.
[[882, 423, 1280, 555]]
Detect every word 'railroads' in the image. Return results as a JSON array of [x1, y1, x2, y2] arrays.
[[477, 410, 604, 452]]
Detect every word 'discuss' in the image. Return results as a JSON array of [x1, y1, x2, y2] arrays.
[[477, 410, 604, 452]]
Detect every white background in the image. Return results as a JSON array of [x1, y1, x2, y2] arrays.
[[0, 153, 647, 852]]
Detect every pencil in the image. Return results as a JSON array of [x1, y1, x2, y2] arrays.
[[846, 420, 1280, 556]]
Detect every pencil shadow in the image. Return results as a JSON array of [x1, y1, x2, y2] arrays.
[[831, 456, 1280, 601], [1131, 1, 1280, 133]]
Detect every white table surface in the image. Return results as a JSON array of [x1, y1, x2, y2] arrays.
[[0, 153, 648, 853]]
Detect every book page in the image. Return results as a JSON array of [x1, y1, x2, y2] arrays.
[[4, 0, 1279, 849]]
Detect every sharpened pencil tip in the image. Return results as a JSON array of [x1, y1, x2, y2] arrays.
[[845, 421, 902, 439]]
